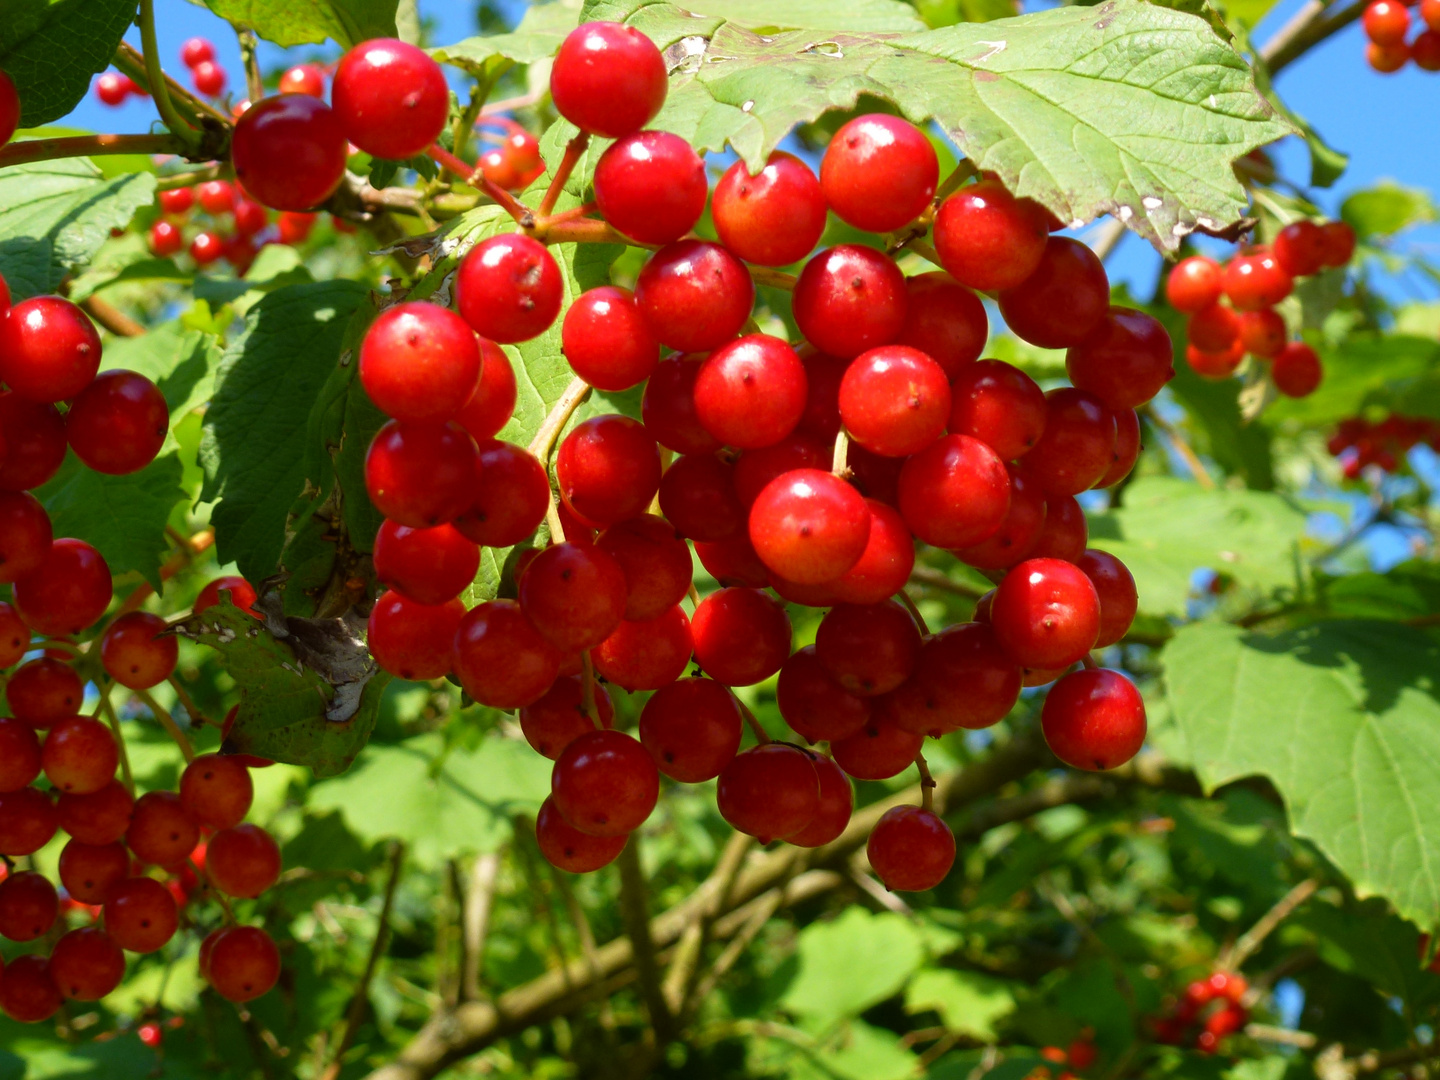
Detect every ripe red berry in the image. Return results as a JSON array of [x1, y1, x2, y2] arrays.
[[562, 286, 658, 391], [592, 604, 693, 690], [520, 676, 612, 759], [787, 755, 853, 848], [518, 542, 628, 652], [933, 179, 1049, 292], [820, 114, 938, 233], [1272, 341, 1322, 398], [480, 125, 544, 190], [50, 927, 126, 1000], [897, 434, 1011, 548], [556, 415, 662, 527], [1237, 307, 1287, 360], [364, 419, 479, 527], [643, 354, 723, 455], [536, 796, 627, 872], [594, 130, 707, 245], [635, 240, 754, 353], [373, 521, 479, 606], [897, 273, 987, 379], [206, 925, 281, 1002], [207, 823, 281, 897], [0, 870, 58, 941], [1098, 407, 1142, 488], [100, 611, 178, 689], [692, 334, 807, 448], [0, 71, 17, 148], [1076, 549, 1138, 648], [126, 790, 199, 866], [1425, 0, 1440, 30], [195, 179, 234, 215], [96, 71, 129, 106], [749, 469, 871, 585], [276, 62, 324, 96], [191, 59, 226, 96], [890, 622, 1021, 736], [196, 574, 258, 616], [1273, 220, 1325, 277], [367, 590, 464, 680], [1041, 668, 1146, 770], [456, 234, 563, 344], [1066, 307, 1174, 411], [0, 393, 66, 492], [0, 717, 41, 792], [0, 602, 26, 667], [332, 39, 449, 160], [691, 587, 791, 686], [58, 839, 129, 903], [1364, 0, 1411, 44], [792, 245, 908, 359], [657, 453, 743, 542], [6, 657, 82, 726], [815, 600, 921, 698], [552, 729, 659, 836], [1165, 256, 1223, 313], [65, 368, 168, 476], [776, 645, 871, 743], [639, 676, 744, 783], [105, 876, 179, 952], [867, 806, 955, 891], [1317, 221, 1357, 268], [189, 229, 224, 265], [56, 779, 132, 845], [717, 744, 820, 842], [596, 514, 693, 621], [830, 715, 924, 780], [948, 360, 1047, 462], [955, 464, 1046, 570], [0, 786, 57, 855], [0, 954, 63, 1023], [0, 296, 102, 403], [0, 490, 51, 584], [232, 95, 348, 211], [1223, 250, 1293, 311], [712, 151, 826, 267], [551, 20, 667, 136], [734, 432, 833, 514], [694, 535, 770, 589], [1188, 302, 1242, 352], [1412, 28, 1440, 69], [990, 557, 1101, 669], [1021, 389, 1116, 496], [233, 197, 268, 235], [149, 219, 183, 256], [360, 302, 482, 422], [175, 754, 252, 833], [180, 37, 214, 67], [453, 599, 562, 707], [41, 716, 117, 795], [832, 499, 915, 605], [998, 237, 1111, 349], [839, 345, 951, 457], [455, 440, 549, 547]]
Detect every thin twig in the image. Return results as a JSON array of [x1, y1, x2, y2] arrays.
[[97, 688, 135, 795], [1264, 0, 1366, 73], [848, 853, 913, 915], [321, 841, 405, 1080], [481, 89, 547, 116], [167, 676, 209, 730], [580, 654, 602, 728], [427, 142, 531, 224], [667, 831, 754, 1017], [907, 566, 986, 600], [915, 752, 936, 812], [536, 133, 589, 219], [1220, 878, 1320, 971], [114, 42, 230, 126], [81, 296, 144, 337], [133, 687, 196, 762], [462, 851, 501, 1001], [615, 838, 675, 1042], [1142, 404, 1215, 490], [238, 30, 263, 105], [897, 591, 931, 636], [731, 693, 770, 745], [0, 133, 186, 170], [831, 430, 850, 477], [528, 377, 593, 462], [138, 0, 201, 150]]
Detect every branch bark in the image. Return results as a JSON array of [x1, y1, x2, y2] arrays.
[[616, 838, 675, 1044], [0, 133, 187, 170]]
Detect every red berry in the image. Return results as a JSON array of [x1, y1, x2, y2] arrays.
[[66, 368, 169, 476], [796, 352, 847, 441], [1364, 0, 1410, 44], [126, 790, 199, 866], [594, 130, 707, 245], [786, 756, 853, 848], [1041, 668, 1146, 770], [1188, 302, 1241, 352], [998, 237, 1111, 349], [6, 657, 82, 726], [897, 434, 1011, 548], [364, 419, 479, 528], [373, 521, 479, 606], [888, 622, 1021, 736], [207, 823, 281, 897], [635, 240, 754, 353], [0, 954, 62, 1023], [792, 245, 908, 359], [520, 675, 612, 759], [332, 39, 449, 160], [749, 469, 871, 585], [277, 63, 324, 96], [1317, 221, 1356, 268], [456, 234, 563, 344], [0, 393, 66, 491], [0, 490, 51, 584], [830, 715, 924, 780], [360, 302, 482, 422], [181, 37, 215, 67], [1165, 256, 1223, 313], [691, 587, 791, 686], [777, 645, 872, 743], [233, 197, 268, 235], [0, 601, 27, 667], [50, 927, 125, 1000], [815, 600, 921, 697], [0, 70, 16, 149], [1186, 341, 1244, 380], [100, 611, 177, 689], [550, 21, 667, 138], [1097, 408, 1142, 489], [196, 575, 258, 616], [1273, 220, 1325, 277], [0, 870, 57, 941], [712, 151, 826, 267], [1076, 549, 1138, 648], [0, 296, 102, 403], [658, 452, 745, 541], [1237, 307, 1287, 360], [955, 464, 1047, 570], [990, 557, 1101, 670], [149, 219, 184, 256], [1272, 341, 1322, 398], [562, 286, 658, 391], [480, 126, 544, 190], [1412, 28, 1440, 69], [1065, 307, 1173, 411], [840, 345, 950, 457], [277, 210, 317, 245], [820, 114, 938, 233], [934, 179, 1049, 292], [0, 786, 57, 855], [232, 95, 348, 211], [96, 71, 130, 105], [557, 415, 662, 527], [897, 273, 987, 379], [518, 542, 628, 652], [191, 60, 226, 96], [643, 354, 723, 455], [206, 925, 281, 1002], [1425, 0, 1440, 30], [552, 729, 659, 836], [695, 334, 808, 449], [195, 179, 234, 215], [58, 839, 130, 903], [104, 876, 179, 952], [867, 805, 955, 891], [455, 440, 548, 547], [596, 514, 693, 621], [42, 716, 117, 795], [1021, 389, 1116, 496], [367, 590, 463, 680], [1223, 250, 1293, 311], [536, 796, 626, 872], [716, 744, 820, 842], [138, 1022, 164, 1048], [190, 230, 225, 265], [640, 676, 744, 783], [948, 359, 1047, 462], [56, 780, 132, 846], [831, 499, 915, 605], [694, 535, 771, 588], [179, 753, 253, 831], [0, 718, 40, 792], [453, 599, 562, 707], [592, 604, 693, 691]]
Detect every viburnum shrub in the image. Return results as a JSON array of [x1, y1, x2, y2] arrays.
[[0, 2, 1433, 1076]]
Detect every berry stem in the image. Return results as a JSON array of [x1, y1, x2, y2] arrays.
[[113, 42, 232, 128], [831, 429, 851, 478], [167, 675, 211, 729], [1141, 404, 1215, 490], [580, 653, 603, 729], [193, 855, 238, 924], [527, 376, 593, 463], [133, 687, 197, 763], [0, 133, 188, 170], [97, 687, 137, 796], [426, 142, 532, 225], [137, 0, 203, 152], [36, 637, 81, 656], [238, 29, 264, 106], [748, 266, 798, 293], [897, 591, 932, 636], [536, 132, 590, 219], [934, 159, 979, 204], [537, 201, 598, 227], [531, 217, 633, 246], [1081, 653, 1099, 670], [915, 752, 936, 812], [905, 237, 945, 270], [81, 296, 145, 338], [450, 74, 497, 162], [730, 693, 771, 745]]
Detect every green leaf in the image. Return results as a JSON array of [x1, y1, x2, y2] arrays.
[[596, 0, 1291, 250], [816, 1020, 919, 1080], [0, 159, 156, 300], [100, 321, 222, 419], [780, 908, 925, 1027], [677, 0, 927, 31], [197, 0, 398, 48], [1342, 181, 1437, 240], [905, 969, 1016, 1041], [68, 255, 191, 302], [1165, 619, 1440, 927], [305, 732, 552, 867], [35, 450, 185, 590], [1088, 477, 1309, 617], [179, 600, 389, 777], [0, 0, 137, 126], [1266, 334, 1440, 426], [1295, 899, 1440, 1009], [192, 242, 315, 317], [431, 0, 581, 76], [200, 280, 370, 585]]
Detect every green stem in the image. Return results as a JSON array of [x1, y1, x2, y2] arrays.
[[98, 688, 136, 796], [138, 0, 201, 151], [0, 133, 186, 170], [238, 30, 263, 104], [133, 687, 196, 763]]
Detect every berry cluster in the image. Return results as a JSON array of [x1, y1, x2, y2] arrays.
[[1362, 0, 1440, 72], [1151, 972, 1249, 1054], [478, 118, 544, 192], [180, 37, 228, 100], [93, 72, 148, 109], [1026, 1032, 1098, 1079], [354, 20, 1156, 888], [148, 177, 325, 272], [1166, 219, 1356, 396], [1328, 413, 1440, 476]]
